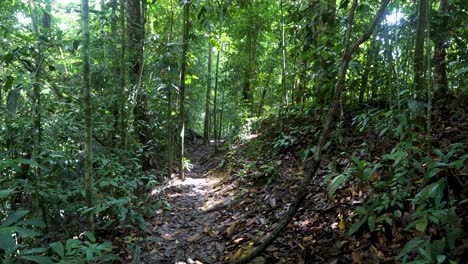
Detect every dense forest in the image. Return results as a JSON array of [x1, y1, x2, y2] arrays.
[[0, 0, 467, 263]]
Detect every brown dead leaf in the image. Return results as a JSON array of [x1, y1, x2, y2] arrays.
[[186, 233, 201, 242], [161, 233, 175, 241], [351, 251, 362, 264], [246, 218, 256, 226], [227, 222, 237, 236]]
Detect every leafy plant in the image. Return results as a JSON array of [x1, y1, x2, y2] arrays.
[[0, 209, 44, 263], [272, 132, 296, 155]]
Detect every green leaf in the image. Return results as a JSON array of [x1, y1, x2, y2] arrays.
[[349, 216, 367, 235], [0, 230, 16, 253], [21, 256, 55, 264], [436, 255, 446, 264], [4, 227, 41, 237], [85, 231, 96, 243], [66, 239, 81, 252], [368, 215, 376, 232], [415, 216, 429, 232], [16, 218, 46, 228], [134, 244, 141, 264], [399, 238, 425, 258], [1, 210, 29, 227], [0, 189, 14, 199], [327, 173, 350, 197], [50, 241, 65, 258]]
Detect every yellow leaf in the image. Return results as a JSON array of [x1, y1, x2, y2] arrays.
[[338, 219, 346, 230]]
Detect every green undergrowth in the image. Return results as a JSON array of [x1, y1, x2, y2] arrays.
[[0, 148, 167, 263], [224, 101, 467, 263]]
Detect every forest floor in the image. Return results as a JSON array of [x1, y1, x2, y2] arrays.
[[141, 97, 467, 264]]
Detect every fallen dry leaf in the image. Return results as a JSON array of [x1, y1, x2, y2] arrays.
[[161, 233, 175, 241], [351, 251, 362, 264], [227, 222, 237, 236], [186, 233, 201, 242]]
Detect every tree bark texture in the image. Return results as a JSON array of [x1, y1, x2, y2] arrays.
[[81, 0, 94, 232], [178, 1, 190, 180], [434, 0, 449, 98], [230, 1, 390, 263], [204, 39, 213, 144], [414, 0, 428, 94]]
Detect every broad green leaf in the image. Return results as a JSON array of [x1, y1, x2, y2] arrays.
[[16, 218, 46, 228], [85, 231, 96, 243], [0, 230, 16, 253], [21, 256, 55, 264], [327, 173, 350, 197], [50, 241, 65, 258], [415, 216, 428, 232], [66, 239, 81, 252], [436, 255, 446, 264], [1, 209, 29, 227], [1, 226, 41, 237], [367, 215, 376, 232], [134, 244, 141, 264], [399, 238, 425, 258], [0, 189, 14, 199], [348, 216, 367, 235], [433, 149, 447, 161]]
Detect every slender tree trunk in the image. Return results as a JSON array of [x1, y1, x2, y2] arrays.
[[127, 0, 148, 155], [394, 4, 401, 113], [231, 1, 390, 263], [203, 38, 213, 144], [81, 0, 94, 232], [426, 0, 433, 156], [359, 34, 377, 104], [119, 0, 127, 149], [167, 0, 175, 177], [178, 1, 190, 180], [279, 0, 287, 116], [219, 82, 225, 140], [213, 49, 220, 151], [433, 0, 449, 98], [414, 0, 428, 94], [384, 18, 394, 108]]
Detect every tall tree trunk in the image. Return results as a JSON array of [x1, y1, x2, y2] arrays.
[[414, 0, 428, 94], [30, 0, 52, 230], [213, 49, 220, 151], [425, 0, 433, 156], [243, 9, 255, 109], [231, 1, 390, 263], [81, 0, 94, 232], [178, 1, 190, 180], [219, 81, 225, 140], [279, 0, 287, 116], [359, 34, 377, 105], [384, 18, 394, 108], [167, 0, 175, 177], [433, 0, 449, 98], [119, 0, 127, 149], [127, 0, 148, 153], [313, 0, 337, 105], [203, 38, 213, 144]]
